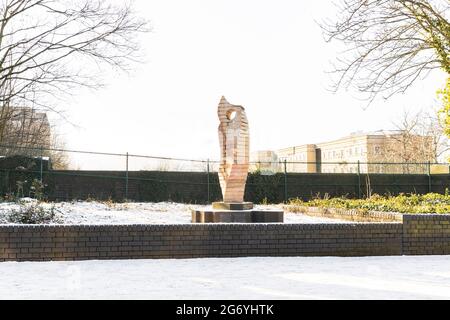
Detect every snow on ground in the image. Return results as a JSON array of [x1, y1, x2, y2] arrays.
[[1, 256, 450, 299], [0, 200, 349, 224]]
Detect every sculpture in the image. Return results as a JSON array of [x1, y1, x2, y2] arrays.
[[191, 96, 283, 223], [217, 96, 249, 203]]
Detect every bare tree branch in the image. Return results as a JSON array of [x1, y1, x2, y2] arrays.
[[0, 0, 149, 159], [321, 0, 449, 103], [0, 0, 150, 111]]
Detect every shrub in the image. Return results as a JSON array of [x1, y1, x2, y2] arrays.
[[287, 193, 450, 214], [7, 202, 61, 224], [30, 179, 46, 200]]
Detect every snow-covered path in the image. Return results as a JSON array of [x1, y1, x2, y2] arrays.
[[1, 256, 450, 299]]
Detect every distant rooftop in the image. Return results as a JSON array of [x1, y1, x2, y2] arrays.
[[350, 129, 405, 136], [276, 129, 422, 152]]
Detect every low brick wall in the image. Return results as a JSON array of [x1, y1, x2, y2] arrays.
[[285, 206, 403, 222], [403, 215, 450, 255], [1, 215, 450, 262], [0, 223, 401, 261]]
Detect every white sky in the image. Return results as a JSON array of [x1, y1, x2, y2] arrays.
[[55, 0, 448, 170]]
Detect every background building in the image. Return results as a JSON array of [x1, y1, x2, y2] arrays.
[[251, 130, 438, 174], [277, 145, 317, 173], [0, 107, 51, 157]]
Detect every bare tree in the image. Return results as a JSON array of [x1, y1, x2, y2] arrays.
[[0, 104, 71, 169], [0, 0, 148, 162], [390, 109, 449, 162], [0, 0, 149, 112], [0, 105, 51, 157], [418, 109, 449, 161], [374, 109, 448, 172], [48, 132, 70, 170], [321, 0, 449, 102]]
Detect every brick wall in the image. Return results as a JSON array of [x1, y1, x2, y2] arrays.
[[2, 215, 450, 262], [0, 223, 402, 261], [42, 171, 449, 203], [403, 215, 450, 255]]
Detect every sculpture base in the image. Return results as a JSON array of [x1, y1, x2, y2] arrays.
[[191, 209, 284, 223], [212, 202, 254, 210]]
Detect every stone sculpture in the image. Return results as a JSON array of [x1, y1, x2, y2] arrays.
[[217, 96, 249, 203], [191, 96, 283, 223]]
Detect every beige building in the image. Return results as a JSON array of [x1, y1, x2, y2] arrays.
[[317, 132, 369, 173], [0, 106, 51, 157], [251, 130, 436, 174], [277, 144, 317, 173]]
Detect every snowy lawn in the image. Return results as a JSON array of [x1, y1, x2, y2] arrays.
[[0, 200, 350, 224], [1, 256, 450, 299]]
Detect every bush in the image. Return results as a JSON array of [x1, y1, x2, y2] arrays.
[[29, 179, 46, 200], [7, 202, 61, 224], [287, 193, 450, 214]]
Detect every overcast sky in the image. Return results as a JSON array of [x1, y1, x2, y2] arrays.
[[55, 0, 448, 170]]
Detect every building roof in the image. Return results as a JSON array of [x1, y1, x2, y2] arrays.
[[0, 106, 49, 121], [349, 129, 405, 137]]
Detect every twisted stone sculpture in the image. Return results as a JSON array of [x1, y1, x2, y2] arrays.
[[217, 96, 249, 203], [191, 96, 283, 223]]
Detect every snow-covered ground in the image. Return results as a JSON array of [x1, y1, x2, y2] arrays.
[[1, 256, 450, 299], [0, 200, 349, 224]]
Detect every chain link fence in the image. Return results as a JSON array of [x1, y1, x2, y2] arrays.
[[0, 144, 448, 203]]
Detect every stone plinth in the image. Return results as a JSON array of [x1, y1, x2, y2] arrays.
[[192, 209, 284, 223], [212, 202, 254, 210]]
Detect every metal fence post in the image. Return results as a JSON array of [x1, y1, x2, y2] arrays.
[[357, 160, 361, 199], [284, 159, 288, 203], [207, 159, 210, 203], [40, 147, 44, 183], [427, 161, 432, 193], [125, 152, 129, 201]]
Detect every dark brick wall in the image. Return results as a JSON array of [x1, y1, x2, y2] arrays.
[[3, 215, 450, 262], [43, 171, 450, 203], [46, 171, 222, 203], [0, 223, 402, 262], [403, 215, 450, 255]]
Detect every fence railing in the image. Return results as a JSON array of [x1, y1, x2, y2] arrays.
[[0, 143, 448, 172], [0, 144, 448, 202]]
